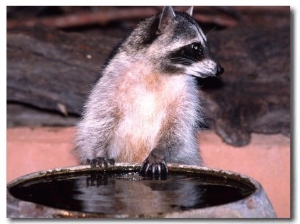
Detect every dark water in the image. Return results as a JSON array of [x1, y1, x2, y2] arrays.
[[9, 170, 255, 215]]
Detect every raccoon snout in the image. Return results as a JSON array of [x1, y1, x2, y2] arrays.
[[216, 65, 224, 76]]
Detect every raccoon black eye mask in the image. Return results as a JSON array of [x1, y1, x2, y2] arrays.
[[169, 42, 204, 65]]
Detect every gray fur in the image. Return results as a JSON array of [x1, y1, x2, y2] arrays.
[[75, 6, 223, 167]]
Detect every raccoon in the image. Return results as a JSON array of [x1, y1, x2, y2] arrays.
[[75, 6, 224, 175]]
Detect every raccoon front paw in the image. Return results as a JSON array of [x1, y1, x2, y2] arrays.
[[139, 154, 168, 176], [86, 157, 115, 168]]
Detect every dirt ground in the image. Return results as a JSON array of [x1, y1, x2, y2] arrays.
[[7, 127, 290, 218]]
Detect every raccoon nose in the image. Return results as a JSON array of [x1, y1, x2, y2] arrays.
[[216, 66, 224, 76]]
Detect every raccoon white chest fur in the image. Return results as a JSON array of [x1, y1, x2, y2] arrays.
[[108, 62, 199, 162]]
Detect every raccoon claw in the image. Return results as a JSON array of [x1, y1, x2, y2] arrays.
[[86, 157, 115, 168], [139, 158, 168, 177]]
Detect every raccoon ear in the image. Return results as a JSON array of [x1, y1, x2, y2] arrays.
[[186, 6, 193, 16], [158, 6, 176, 34]]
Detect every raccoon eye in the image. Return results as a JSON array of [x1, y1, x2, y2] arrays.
[[191, 43, 203, 56]]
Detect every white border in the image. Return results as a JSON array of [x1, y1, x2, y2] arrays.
[[3, 2, 297, 223]]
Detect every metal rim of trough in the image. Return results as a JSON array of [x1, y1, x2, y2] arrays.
[[7, 163, 277, 218]]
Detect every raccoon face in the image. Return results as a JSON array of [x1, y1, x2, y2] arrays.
[[152, 7, 224, 78]]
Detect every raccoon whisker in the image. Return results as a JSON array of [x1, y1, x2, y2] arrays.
[[169, 57, 196, 65], [169, 57, 189, 61], [182, 55, 199, 63], [206, 26, 217, 38], [175, 55, 198, 62]]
